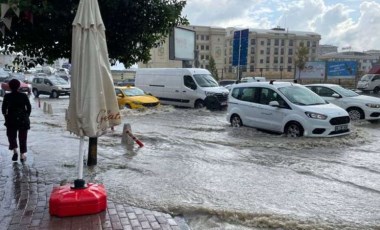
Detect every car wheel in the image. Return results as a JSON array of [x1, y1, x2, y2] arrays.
[[230, 115, 242, 127], [125, 104, 131, 109], [51, 91, 59, 98], [194, 100, 204, 109], [285, 122, 303, 137], [33, 88, 39, 98], [347, 107, 363, 121], [373, 87, 380, 94]]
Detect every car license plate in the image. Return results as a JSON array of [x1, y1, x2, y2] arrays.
[[335, 124, 348, 131]]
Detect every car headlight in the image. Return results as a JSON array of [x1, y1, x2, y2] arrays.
[[205, 91, 215, 96], [366, 103, 380, 108], [305, 111, 327, 120], [57, 87, 62, 90]]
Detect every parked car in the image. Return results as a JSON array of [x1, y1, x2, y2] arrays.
[[227, 81, 351, 137], [0, 75, 31, 96], [55, 68, 71, 82], [218, 80, 236, 87], [32, 75, 71, 98], [357, 74, 380, 93], [116, 78, 135, 86], [305, 83, 380, 122], [115, 86, 160, 109]]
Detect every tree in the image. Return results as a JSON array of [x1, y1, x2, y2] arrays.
[[295, 42, 309, 80], [207, 56, 219, 81], [0, 0, 188, 67]]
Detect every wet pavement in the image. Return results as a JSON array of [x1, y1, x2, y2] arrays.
[[0, 145, 189, 230]]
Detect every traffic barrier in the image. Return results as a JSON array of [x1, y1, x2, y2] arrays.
[[125, 129, 144, 148]]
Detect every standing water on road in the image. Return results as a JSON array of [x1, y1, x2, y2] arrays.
[[1, 97, 379, 230]]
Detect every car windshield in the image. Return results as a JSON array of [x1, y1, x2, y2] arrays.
[[49, 77, 69, 85], [193, 74, 219, 87], [123, 87, 145, 96], [279, 85, 327, 106], [360, 74, 371, 82], [329, 85, 359, 97]]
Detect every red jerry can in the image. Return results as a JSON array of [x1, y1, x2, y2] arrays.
[[49, 183, 107, 217]]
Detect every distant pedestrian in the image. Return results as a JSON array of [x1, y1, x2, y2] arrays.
[[2, 79, 31, 162]]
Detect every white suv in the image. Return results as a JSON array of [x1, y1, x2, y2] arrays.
[[32, 75, 71, 98], [227, 81, 351, 137]]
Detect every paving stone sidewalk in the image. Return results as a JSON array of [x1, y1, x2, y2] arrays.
[[0, 146, 190, 230]]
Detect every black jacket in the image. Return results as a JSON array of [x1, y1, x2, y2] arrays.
[[2, 92, 32, 130]]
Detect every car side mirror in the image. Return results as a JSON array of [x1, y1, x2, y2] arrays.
[[117, 93, 124, 97], [332, 93, 340, 98], [269, 101, 280, 107]]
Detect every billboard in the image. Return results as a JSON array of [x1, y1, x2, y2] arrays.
[[169, 27, 195, 61], [295, 61, 326, 79], [327, 61, 357, 79], [232, 29, 249, 66]]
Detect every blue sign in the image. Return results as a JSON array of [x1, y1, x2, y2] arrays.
[[232, 29, 249, 66], [327, 61, 357, 79]]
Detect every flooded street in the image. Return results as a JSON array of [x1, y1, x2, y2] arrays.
[[1, 96, 380, 229]]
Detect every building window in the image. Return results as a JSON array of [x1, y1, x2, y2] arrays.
[[196, 35, 199, 40], [312, 41, 317, 47], [261, 40, 265, 45], [307, 41, 310, 47], [250, 65, 255, 72], [288, 57, 292, 64], [281, 39, 285, 46], [274, 39, 279, 46], [251, 47, 255, 54], [201, 35, 205, 40], [260, 59, 264, 64], [266, 57, 270, 63], [251, 39, 256, 45], [274, 57, 278, 64], [287, 66, 292, 72], [201, 45, 204, 50], [206, 35, 209, 40], [250, 56, 255, 63], [266, 48, 270, 55], [267, 39, 271, 46], [274, 48, 279, 55], [288, 48, 293, 55], [289, 40, 294, 46], [206, 45, 209, 51], [205, 55, 209, 60], [260, 50, 264, 55], [281, 48, 284, 55], [280, 57, 284, 64], [201, 55, 204, 59]]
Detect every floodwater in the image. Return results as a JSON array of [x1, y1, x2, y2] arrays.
[[1, 96, 380, 230]]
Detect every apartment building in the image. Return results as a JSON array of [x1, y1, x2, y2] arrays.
[[224, 27, 321, 79], [139, 26, 321, 80]]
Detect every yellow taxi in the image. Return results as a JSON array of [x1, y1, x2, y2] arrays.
[[115, 86, 160, 109]]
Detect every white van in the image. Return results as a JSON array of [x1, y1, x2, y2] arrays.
[[227, 81, 351, 137], [357, 74, 380, 93], [135, 68, 229, 109], [240, 76, 266, 83]]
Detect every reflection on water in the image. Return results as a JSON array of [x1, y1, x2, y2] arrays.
[[4, 99, 380, 230]]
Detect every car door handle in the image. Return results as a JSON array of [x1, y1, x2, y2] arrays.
[[261, 112, 272, 115]]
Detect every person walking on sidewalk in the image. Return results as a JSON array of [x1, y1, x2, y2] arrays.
[[2, 79, 31, 162]]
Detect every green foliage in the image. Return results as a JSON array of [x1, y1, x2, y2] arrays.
[[295, 43, 309, 72], [207, 56, 218, 81], [0, 0, 188, 67]]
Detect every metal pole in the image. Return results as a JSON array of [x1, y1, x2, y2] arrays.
[[237, 30, 242, 80], [87, 137, 97, 166]]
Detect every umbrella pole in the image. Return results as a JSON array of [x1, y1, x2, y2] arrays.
[[74, 136, 86, 188]]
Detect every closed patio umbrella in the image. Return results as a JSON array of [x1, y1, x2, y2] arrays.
[[67, 0, 121, 186]]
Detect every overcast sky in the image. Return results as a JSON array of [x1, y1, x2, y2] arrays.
[[181, 0, 380, 52]]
